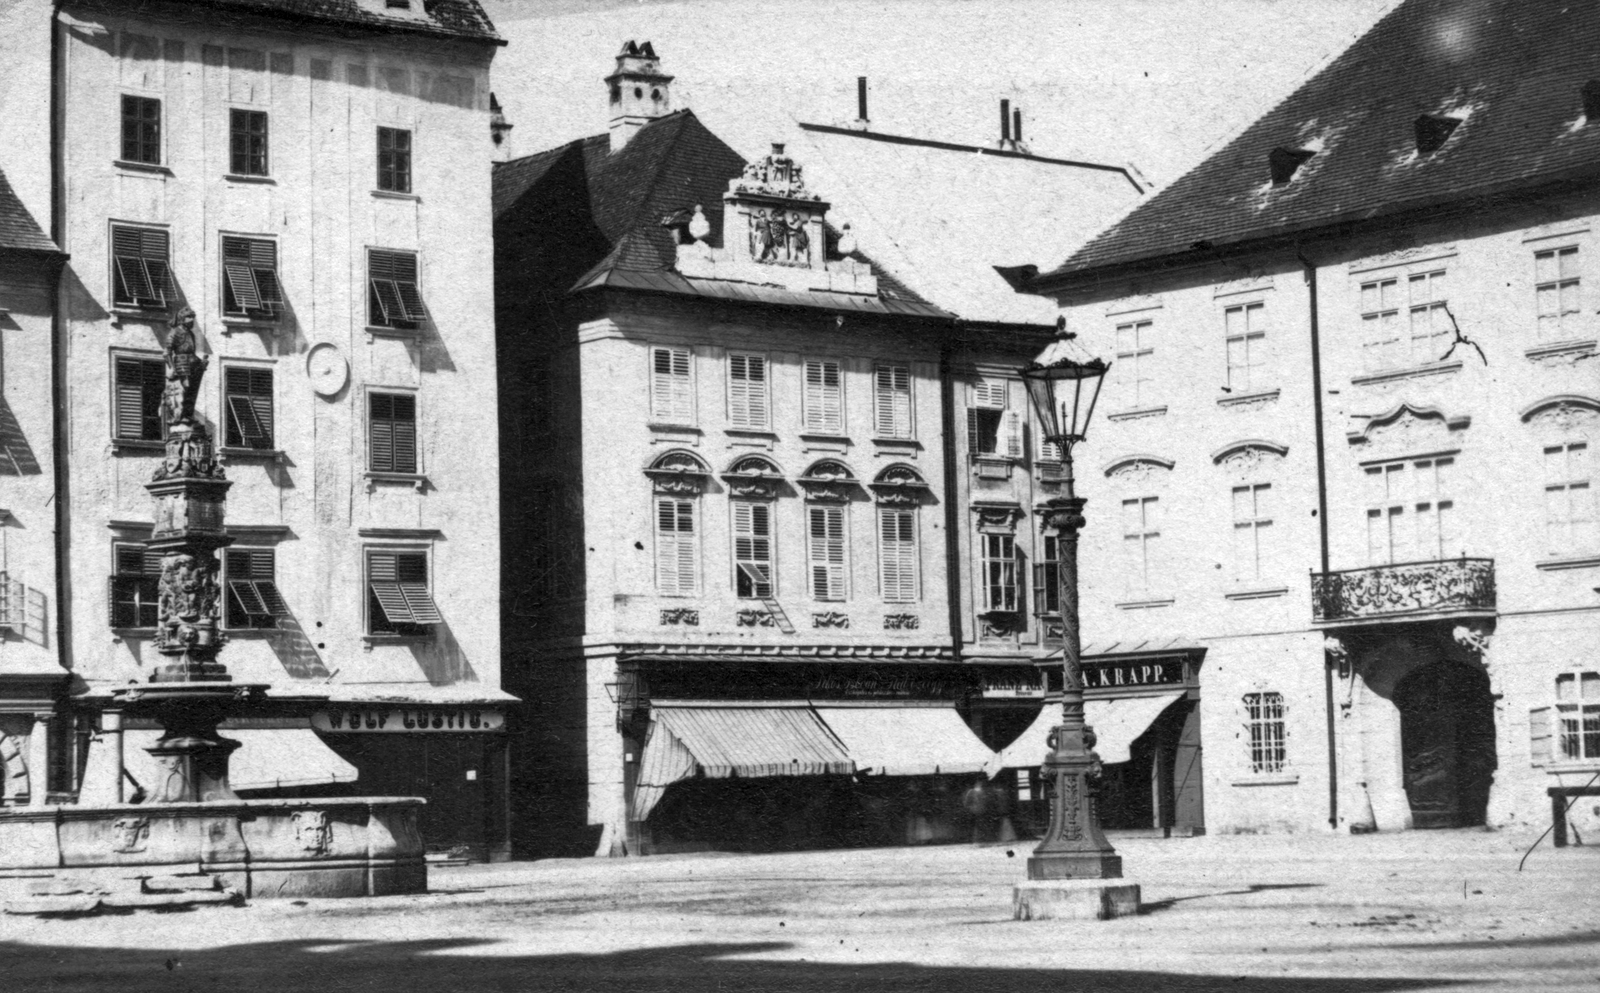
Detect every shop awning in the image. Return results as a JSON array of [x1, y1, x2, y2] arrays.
[[78, 728, 358, 804], [814, 704, 995, 777], [987, 690, 1185, 776]]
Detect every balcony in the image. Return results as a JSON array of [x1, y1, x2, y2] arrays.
[[1311, 558, 1495, 627]]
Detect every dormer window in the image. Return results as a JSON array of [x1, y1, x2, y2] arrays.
[[1414, 114, 1461, 155], [1583, 80, 1600, 121], [1268, 146, 1315, 185]]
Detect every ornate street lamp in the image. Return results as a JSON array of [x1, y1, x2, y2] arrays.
[[1018, 329, 1120, 881]]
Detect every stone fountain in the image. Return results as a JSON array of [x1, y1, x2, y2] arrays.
[[1, 310, 427, 911]]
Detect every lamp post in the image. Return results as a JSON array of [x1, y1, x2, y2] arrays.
[[1018, 330, 1120, 881]]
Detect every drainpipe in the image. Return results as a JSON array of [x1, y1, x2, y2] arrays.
[[939, 334, 964, 662], [1298, 249, 1337, 830], [49, 2, 74, 796]]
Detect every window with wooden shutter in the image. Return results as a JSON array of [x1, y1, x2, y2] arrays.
[[1529, 705, 1552, 768], [650, 346, 693, 424], [121, 95, 162, 165], [980, 532, 1017, 612], [368, 391, 418, 474], [229, 108, 269, 176], [1001, 409, 1023, 458], [727, 353, 769, 429], [808, 505, 846, 601], [802, 359, 842, 433], [367, 549, 439, 634], [368, 249, 425, 328], [111, 226, 171, 308], [654, 497, 698, 595], [874, 364, 911, 438], [223, 366, 274, 450], [224, 547, 290, 628], [113, 355, 165, 442], [1555, 671, 1600, 762], [732, 501, 774, 599], [878, 508, 918, 603], [221, 236, 281, 318], [109, 542, 161, 629]]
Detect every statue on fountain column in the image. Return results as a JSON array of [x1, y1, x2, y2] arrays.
[[162, 306, 207, 428]]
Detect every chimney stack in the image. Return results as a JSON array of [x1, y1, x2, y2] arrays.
[[489, 91, 514, 161], [605, 40, 674, 153], [854, 76, 870, 130], [1000, 99, 1011, 145]]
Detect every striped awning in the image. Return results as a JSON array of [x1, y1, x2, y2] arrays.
[[987, 691, 1185, 776], [814, 704, 995, 777]]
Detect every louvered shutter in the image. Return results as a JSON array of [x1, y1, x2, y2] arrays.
[[368, 551, 415, 625], [809, 505, 845, 601], [223, 237, 264, 312], [368, 393, 416, 473], [655, 498, 696, 595], [875, 365, 911, 438], [651, 347, 692, 423], [224, 366, 273, 448], [727, 354, 767, 428], [1002, 410, 1024, 458], [390, 394, 417, 473], [115, 357, 164, 441], [1530, 706, 1552, 767], [370, 250, 422, 324], [395, 551, 441, 623], [1032, 561, 1047, 616], [112, 227, 170, 306], [879, 509, 917, 603], [803, 359, 841, 432], [966, 407, 980, 453]]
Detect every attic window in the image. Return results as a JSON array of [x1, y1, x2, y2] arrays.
[[1583, 80, 1600, 120], [1414, 114, 1461, 155], [1268, 147, 1316, 185]]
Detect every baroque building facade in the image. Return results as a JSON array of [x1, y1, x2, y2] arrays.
[[0, 0, 510, 855], [1005, 0, 1600, 837]]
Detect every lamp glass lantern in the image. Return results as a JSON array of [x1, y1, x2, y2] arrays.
[[1020, 332, 1109, 458]]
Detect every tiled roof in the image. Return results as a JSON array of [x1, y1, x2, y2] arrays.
[[180, 0, 501, 44], [0, 167, 59, 256], [493, 110, 944, 316], [1043, 0, 1600, 283]]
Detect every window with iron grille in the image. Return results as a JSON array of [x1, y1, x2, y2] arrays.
[[1032, 533, 1060, 615], [368, 249, 425, 328], [229, 108, 269, 176], [1224, 302, 1267, 392], [733, 501, 774, 599], [121, 95, 161, 165], [376, 127, 412, 193], [110, 226, 172, 309], [1536, 247, 1581, 339], [223, 366, 274, 450], [113, 355, 165, 442], [878, 508, 918, 603], [221, 236, 282, 318], [808, 504, 846, 601], [366, 549, 440, 635], [802, 358, 843, 433], [874, 364, 912, 438], [980, 532, 1018, 613], [368, 391, 417, 474], [650, 346, 694, 424], [223, 547, 289, 628], [1242, 691, 1287, 774], [727, 353, 769, 429], [109, 543, 161, 629], [1556, 671, 1600, 762], [655, 497, 698, 595]]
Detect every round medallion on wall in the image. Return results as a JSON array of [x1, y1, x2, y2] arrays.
[[306, 342, 349, 397]]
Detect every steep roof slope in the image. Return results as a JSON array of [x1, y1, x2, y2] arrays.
[[178, 0, 501, 44], [0, 166, 58, 255], [1045, 0, 1600, 281]]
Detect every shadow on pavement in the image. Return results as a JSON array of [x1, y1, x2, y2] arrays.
[[0, 938, 1465, 992], [1362, 930, 1600, 952], [1142, 882, 1325, 914]]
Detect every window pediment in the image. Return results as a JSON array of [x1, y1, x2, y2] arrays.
[[1521, 394, 1600, 435], [871, 464, 929, 505], [798, 459, 859, 502], [1211, 440, 1288, 478], [645, 449, 710, 495], [720, 454, 785, 499], [1346, 403, 1469, 450], [1103, 455, 1175, 485]]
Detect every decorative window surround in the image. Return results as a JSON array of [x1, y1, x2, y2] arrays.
[[1350, 359, 1462, 387], [648, 423, 702, 446], [222, 174, 276, 185], [645, 450, 711, 495], [1218, 389, 1281, 409], [1224, 586, 1289, 600], [364, 471, 428, 493], [1115, 597, 1174, 610], [1536, 556, 1600, 571], [1107, 405, 1168, 422], [230, 524, 291, 541], [871, 437, 922, 458], [220, 447, 284, 463], [1526, 339, 1597, 363], [871, 464, 929, 504], [721, 455, 785, 500], [798, 460, 859, 503], [371, 190, 421, 202], [114, 160, 172, 176], [1346, 245, 1457, 275], [798, 432, 850, 455], [357, 527, 443, 540], [1347, 402, 1470, 448], [724, 427, 778, 452]]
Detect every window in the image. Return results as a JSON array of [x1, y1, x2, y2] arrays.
[[229, 108, 269, 176], [121, 95, 161, 165], [223, 548, 289, 628], [110, 226, 171, 309], [1242, 691, 1287, 774], [1556, 672, 1600, 762], [1544, 441, 1595, 554], [223, 366, 274, 450], [1365, 457, 1455, 565], [806, 505, 847, 601], [650, 346, 693, 424], [221, 236, 282, 318], [368, 249, 424, 328], [727, 353, 769, 429], [1115, 319, 1154, 407], [874, 364, 912, 438], [366, 549, 441, 635], [1536, 247, 1581, 338], [968, 380, 1021, 458], [368, 391, 417, 474], [980, 532, 1018, 613], [802, 359, 843, 433], [654, 497, 698, 595], [1121, 495, 1161, 590], [109, 543, 160, 629], [113, 355, 165, 442], [732, 502, 774, 599], [1232, 483, 1273, 581], [1032, 533, 1060, 615], [376, 126, 412, 193], [1224, 302, 1266, 392], [1361, 270, 1448, 371], [879, 508, 918, 603]]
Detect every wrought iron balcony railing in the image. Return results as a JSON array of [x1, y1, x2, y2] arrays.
[[1311, 557, 1495, 625]]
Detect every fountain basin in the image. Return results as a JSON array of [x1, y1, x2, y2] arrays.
[[0, 796, 426, 898]]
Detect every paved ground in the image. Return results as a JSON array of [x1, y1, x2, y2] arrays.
[[2, 828, 1597, 992]]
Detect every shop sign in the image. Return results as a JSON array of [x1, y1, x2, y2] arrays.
[[312, 707, 504, 732], [980, 675, 1046, 699], [808, 675, 957, 699], [1082, 660, 1184, 689]]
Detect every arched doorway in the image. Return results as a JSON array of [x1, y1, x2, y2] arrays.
[[1395, 662, 1496, 828]]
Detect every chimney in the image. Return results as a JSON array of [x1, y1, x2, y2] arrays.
[[853, 76, 870, 131], [1000, 99, 1011, 146], [1012, 108, 1022, 145], [489, 91, 514, 162], [605, 40, 674, 153]]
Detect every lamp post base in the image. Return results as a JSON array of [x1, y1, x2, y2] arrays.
[[1026, 851, 1123, 881], [1013, 879, 1142, 921]]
